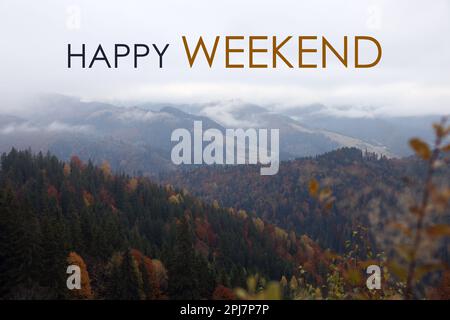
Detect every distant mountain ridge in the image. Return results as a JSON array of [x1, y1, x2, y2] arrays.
[[0, 94, 440, 175]]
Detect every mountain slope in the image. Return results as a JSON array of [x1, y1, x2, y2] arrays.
[[0, 96, 228, 176], [198, 101, 395, 158], [0, 149, 332, 299], [164, 148, 450, 252]]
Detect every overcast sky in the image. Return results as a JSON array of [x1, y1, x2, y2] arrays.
[[0, 0, 449, 116]]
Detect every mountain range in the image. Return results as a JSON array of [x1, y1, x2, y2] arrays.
[[0, 94, 440, 176]]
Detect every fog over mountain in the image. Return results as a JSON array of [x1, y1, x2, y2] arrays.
[[0, 94, 441, 177]]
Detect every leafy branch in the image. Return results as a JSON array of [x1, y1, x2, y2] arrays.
[[404, 116, 450, 299]]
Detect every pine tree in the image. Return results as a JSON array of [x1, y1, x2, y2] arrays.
[[40, 211, 68, 298], [119, 250, 145, 300], [167, 217, 201, 299], [0, 187, 25, 298], [194, 254, 216, 298], [104, 252, 124, 299], [0, 187, 44, 299]]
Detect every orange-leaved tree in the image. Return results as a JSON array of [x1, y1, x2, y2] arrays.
[[66, 252, 94, 299]]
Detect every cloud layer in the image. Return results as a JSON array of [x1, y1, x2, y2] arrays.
[[0, 0, 449, 116]]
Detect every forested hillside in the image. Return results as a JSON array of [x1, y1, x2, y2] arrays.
[[0, 124, 448, 299], [165, 148, 450, 254], [0, 149, 333, 299]]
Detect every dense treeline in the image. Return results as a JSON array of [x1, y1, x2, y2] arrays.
[[0, 149, 331, 299], [165, 148, 450, 254]]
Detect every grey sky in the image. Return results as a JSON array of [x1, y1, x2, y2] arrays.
[[1, 0, 449, 116]]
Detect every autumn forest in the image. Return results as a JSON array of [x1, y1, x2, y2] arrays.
[[0, 120, 449, 300]]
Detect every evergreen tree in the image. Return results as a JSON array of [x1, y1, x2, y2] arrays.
[[0, 188, 25, 298], [167, 217, 201, 299], [0, 188, 43, 298], [40, 211, 68, 298], [194, 254, 216, 298], [119, 250, 145, 300]]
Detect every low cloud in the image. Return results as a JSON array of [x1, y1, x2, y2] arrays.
[[116, 108, 173, 123], [106, 81, 450, 118], [1, 121, 91, 135], [200, 101, 259, 127]]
